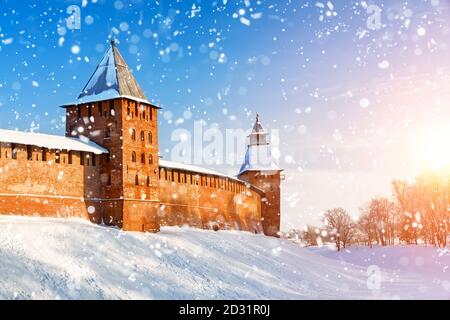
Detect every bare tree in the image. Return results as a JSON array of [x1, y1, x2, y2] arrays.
[[323, 208, 355, 251], [357, 205, 376, 248], [368, 197, 396, 246], [300, 225, 320, 247]]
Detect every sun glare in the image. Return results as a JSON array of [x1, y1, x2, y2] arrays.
[[418, 126, 450, 171]]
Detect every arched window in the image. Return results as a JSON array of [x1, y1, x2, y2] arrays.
[[135, 175, 139, 186], [141, 153, 145, 164], [148, 154, 153, 165], [131, 128, 136, 141], [148, 131, 153, 144], [140, 130, 145, 142], [146, 176, 150, 187], [131, 151, 136, 162]]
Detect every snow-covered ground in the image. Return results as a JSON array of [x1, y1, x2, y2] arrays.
[[0, 216, 448, 299]]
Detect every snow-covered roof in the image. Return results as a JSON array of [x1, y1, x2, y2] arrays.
[[238, 144, 281, 175], [159, 159, 264, 194], [159, 159, 227, 177], [239, 115, 282, 175], [160, 159, 248, 182], [61, 40, 152, 107], [0, 129, 108, 154]]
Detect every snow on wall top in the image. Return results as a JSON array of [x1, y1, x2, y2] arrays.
[[159, 159, 264, 194], [0, 129, 108, 154], [62, 41, 151, 106]]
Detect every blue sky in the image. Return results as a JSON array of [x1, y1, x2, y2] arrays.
[[1, 0, 450, 230]]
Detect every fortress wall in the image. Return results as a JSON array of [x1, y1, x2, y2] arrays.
[[0, 142, 102, 222], [158, 166, 263, 233], [0, 141, 264, 234]]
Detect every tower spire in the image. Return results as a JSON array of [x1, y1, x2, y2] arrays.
[[249, 113, 268, 146], [237, 113, 283, 237], [71, 40, 149, 105]]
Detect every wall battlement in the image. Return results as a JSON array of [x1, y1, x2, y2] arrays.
[[0, 42, 282, 237]]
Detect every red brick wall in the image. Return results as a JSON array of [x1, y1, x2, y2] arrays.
[[158, 166, 263, 233], [238, 171, 281, 237], [0, 98, 271, 235], [0, 142, 102, 222], [65, 98, 160, 231], [120, 99, 160, 232]]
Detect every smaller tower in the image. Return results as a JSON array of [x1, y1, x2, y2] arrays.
[[238, 114, 282, 237]]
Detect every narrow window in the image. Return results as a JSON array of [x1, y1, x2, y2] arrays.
[[131, 128, 136, 141], [141, 153, 145, 164], [80, 151, 84, 165], [146, 176, 150, 187], [148, 131, 153, 144], [106, 153, 111, 162], [42, 148, 47, 161], [107, 174, 112, 186], [92, 154, 96, 166], [68, 151, 73, 164], [148, 154, 153, 165], [149, 107, 153, 121], [105, 127, 111, 138], [140, 131, 145, 142], [77, 106, 81, 119], [135, 175, 139, 186], [27, 145, 32, 160], [99, 102, 103, 116], [88, 105, 92, 118], [55, 150, 61, 163], [134, 102, 138, 116], [109, 100, 115, 116], [11, 144, 17, 160], [131, 151, 136, 162]]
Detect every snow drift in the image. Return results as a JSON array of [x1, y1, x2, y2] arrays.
[[0, 216, 448, 299]]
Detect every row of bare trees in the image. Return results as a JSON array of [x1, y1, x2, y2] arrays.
[[295, 170, 449, 250]]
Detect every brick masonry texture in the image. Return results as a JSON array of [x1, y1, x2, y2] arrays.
[[0, 97, 281, 236]]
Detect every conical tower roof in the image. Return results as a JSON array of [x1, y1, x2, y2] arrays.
[[252, 113, 265, 133], [62, 40, 150, 106]]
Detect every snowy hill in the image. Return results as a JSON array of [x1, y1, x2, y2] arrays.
[[0, 216, 448, 299]]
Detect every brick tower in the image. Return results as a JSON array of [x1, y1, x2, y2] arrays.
[[63, 40, 160, 232], [238, 114, 282, 237]]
